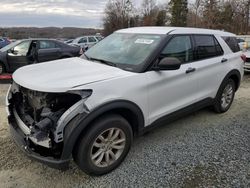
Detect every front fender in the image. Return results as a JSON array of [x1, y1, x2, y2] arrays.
[[60, 100, 144, 160]]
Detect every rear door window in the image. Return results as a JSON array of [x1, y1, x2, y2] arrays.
[[223, 37, 240, 53], [78, 37, 87, 44], [194, 35, 223, 60], [39, 41, 58, 49], [88, 37, 97, 43]]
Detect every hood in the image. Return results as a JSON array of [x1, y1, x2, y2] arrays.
[[13, 57, 132, 92]]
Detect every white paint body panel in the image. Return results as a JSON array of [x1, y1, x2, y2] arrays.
[[12, 57, 133, 92]]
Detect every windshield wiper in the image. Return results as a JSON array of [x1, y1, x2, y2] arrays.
[[89, 57, 117, 67]]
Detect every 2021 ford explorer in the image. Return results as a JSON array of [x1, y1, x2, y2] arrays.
[[6, 27, 244, 175]]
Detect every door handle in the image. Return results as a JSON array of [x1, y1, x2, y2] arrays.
[[221, 58, 228, 63], [186, 67, 196, 74]]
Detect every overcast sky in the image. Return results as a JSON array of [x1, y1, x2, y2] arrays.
[[0, 0, 192, 28]]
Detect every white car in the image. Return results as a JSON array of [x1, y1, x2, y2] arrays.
[[69, 35, 103, 50], [6, 27, 244, 175]]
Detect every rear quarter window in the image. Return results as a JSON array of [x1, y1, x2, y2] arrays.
[[222, 37, 240, 53]]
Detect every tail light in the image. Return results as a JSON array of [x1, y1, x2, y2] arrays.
[[241, 54, 246, 62]]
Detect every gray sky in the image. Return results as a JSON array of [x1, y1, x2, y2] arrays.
[[0, 0, 191, 28]]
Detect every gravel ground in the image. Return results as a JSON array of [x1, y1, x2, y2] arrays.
[[0, 75, 250, 188]]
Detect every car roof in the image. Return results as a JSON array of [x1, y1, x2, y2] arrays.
[[19, 38, 59, 41], [116, 27, 235, 37], [75, 35, 100, 39]]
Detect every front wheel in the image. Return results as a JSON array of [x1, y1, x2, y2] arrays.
[[213, 79, 236, 113], [73, 114, 133, 176]]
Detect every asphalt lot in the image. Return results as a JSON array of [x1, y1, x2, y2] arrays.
[[0, 75, 250, 187]]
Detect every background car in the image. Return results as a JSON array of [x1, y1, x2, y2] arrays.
[[237, 38, 245, 50], [0, 38, 80, 74], [243, 51, 250, 72], [0, 37, 11, 49], [69, 35, 103, 50], [64, 39, 74, 44]]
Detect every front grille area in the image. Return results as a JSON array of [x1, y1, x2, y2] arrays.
[[11, 87, 81, 127]]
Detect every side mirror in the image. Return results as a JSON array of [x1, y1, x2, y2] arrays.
[[154, 57, 182, 71]]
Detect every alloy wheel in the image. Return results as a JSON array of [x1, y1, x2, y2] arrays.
[[221, 83, 234, 109], [90, 128, 126, 168]]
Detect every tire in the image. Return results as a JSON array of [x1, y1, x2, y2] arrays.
[[73, 114, 133, 176], [213, 79, 236, 113], [0, 63, 5, 75]]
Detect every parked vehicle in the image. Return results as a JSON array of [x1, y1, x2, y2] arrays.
[[6, 27, 244, 176], [237, 38, 245, 50], [0, 39, 80, 74], [0, 37, 11, 49], [64, 39, 74, 44], [243, 51, 250, 72], [69, 35, 103, 50]]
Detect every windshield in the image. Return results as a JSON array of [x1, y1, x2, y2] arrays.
[[0, 40, 21, 52], [84, 33, 163, 71]]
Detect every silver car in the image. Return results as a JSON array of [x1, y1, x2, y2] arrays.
[[70, 35, 103, 50]]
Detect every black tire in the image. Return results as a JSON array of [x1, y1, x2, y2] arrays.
[[213, 79, 236, 113], [0, 63, 5, 75], [73, 114, 133, 176]]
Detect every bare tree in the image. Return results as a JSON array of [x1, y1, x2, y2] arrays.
[[141, 0, 158, 26], [103, 0, 134, 36], [193, 0, 202, 27]]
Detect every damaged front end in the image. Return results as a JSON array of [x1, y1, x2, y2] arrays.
[[7, 82, 91, 160]]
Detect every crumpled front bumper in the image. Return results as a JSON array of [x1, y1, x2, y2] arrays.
[[6, 86, 70, 170], [8, 115, 69, 170]]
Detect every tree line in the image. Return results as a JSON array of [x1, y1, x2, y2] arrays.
[[103, 0, 250, 36]]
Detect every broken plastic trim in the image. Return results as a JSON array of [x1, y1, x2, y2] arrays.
[[54, 98, 90, 143]]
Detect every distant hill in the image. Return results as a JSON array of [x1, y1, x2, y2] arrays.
[[0, 27, 103, 39]]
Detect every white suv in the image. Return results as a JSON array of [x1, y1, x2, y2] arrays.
[[6, 27, 244, 175]]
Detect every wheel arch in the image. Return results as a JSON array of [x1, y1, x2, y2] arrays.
[[61, 100, 145, 160], [223, 69, 241, 91]]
